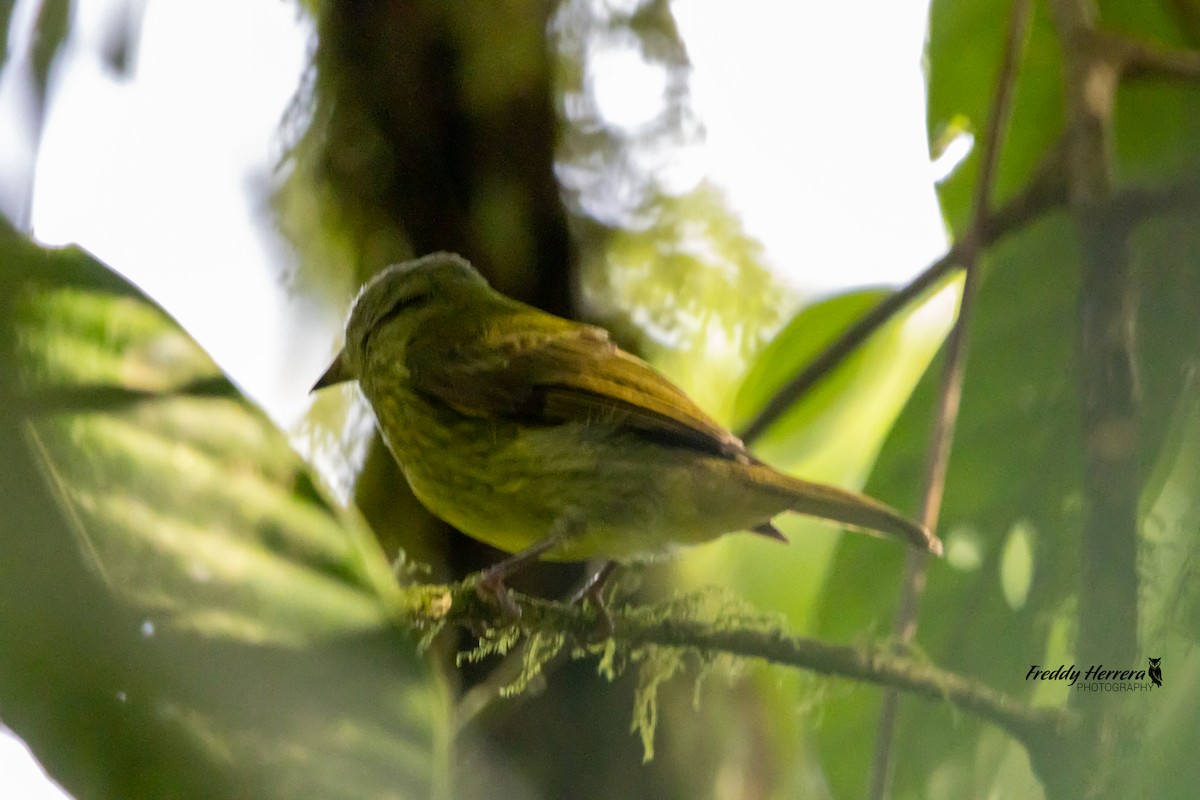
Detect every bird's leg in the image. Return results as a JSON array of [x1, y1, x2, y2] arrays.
[[569, 560, 618, 640], [476, 516, 582, 620], [476, 538, 556, 620], [569, 560, 617, 606]]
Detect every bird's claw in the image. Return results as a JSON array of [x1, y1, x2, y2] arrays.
[[476, 568, 522, 622], [571, 582, 613, 642], [565, 561, 617, 641]]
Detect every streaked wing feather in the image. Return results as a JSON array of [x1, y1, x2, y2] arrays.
[[407, 309, 746, 459]]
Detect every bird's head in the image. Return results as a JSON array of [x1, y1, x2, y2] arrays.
[[311, 252, 489, 391]]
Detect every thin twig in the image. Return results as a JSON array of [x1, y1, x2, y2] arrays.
[[736, 141, 1066, 447], [1106, 31, 1200, 82], [868, 0, 1034, 797], [738, 251, 955, 446], [1110, 180, 1200, 223]]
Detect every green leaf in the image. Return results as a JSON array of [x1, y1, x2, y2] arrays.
[[813, 216, 1083, 798], [1132, 388, 1200, 798], [733, 283, 955, 489], [926, 0, 1065, 227], [0, 221, 450, 800], [807, 0, 1200, 796], [1141, 386, 1200, 647]]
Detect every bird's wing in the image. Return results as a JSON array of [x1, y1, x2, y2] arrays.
[[407, 309, 748, 459]]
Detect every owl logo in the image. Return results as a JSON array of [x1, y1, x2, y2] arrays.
[[1148, 657, 1162, 687]]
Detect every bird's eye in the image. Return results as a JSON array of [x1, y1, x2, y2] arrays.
[[379, 291, 430, 327], [363, 292, 430, 352]]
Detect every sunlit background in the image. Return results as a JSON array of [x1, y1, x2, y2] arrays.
[[0, 0, 954, 794]]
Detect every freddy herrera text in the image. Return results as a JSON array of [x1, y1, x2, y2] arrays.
[[1026, 664, 1153, 690]]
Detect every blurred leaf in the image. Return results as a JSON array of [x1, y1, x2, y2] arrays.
[[584, 181, 785, 395], [98, 0, 148, 77], [30, 0, 72, 120], [1132, 386, 1200, 798], [555, 0, 695, 232], [0, 0, 16, 67], [732, 288, 892, 448], [925, 0, 1064, 230], [812, 203, 1084, 800], [733, 281, 956, 490], [1132, 645, 1200, 799], [1141, 386, 1200, 646], [0, 222, 450, 800]]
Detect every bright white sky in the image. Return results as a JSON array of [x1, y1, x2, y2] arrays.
[[0, 0, 944, 794]]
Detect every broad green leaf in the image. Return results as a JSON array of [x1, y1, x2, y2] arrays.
[[1141, 388, 1200, 644], [814, 215, 1085, 798], [1131, 389, 1200, 798], [733, 283, 956, 490], [733, 287, 892, 472], [809, 1, 1200, 797], [926, 0, 1064, 228], [0, 222, 450, 800]]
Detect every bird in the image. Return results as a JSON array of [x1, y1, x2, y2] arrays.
[[312, 252, 940, 615]]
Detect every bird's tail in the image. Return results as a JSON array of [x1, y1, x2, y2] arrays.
[[763, 467, 942, 555]]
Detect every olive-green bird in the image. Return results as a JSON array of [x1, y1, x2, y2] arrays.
[[313, 253, 940, 610]]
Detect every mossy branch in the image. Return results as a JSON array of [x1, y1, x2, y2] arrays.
[[402, 582, 1077, 752]]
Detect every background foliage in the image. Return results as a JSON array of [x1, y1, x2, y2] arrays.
[[2, 0, 1198, 798]]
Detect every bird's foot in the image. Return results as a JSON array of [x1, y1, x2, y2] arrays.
[[569, 561, 617, 641], [476, 566, 522, 622]]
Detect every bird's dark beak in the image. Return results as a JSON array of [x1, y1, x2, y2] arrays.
[[311, 349, 352, 392]]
